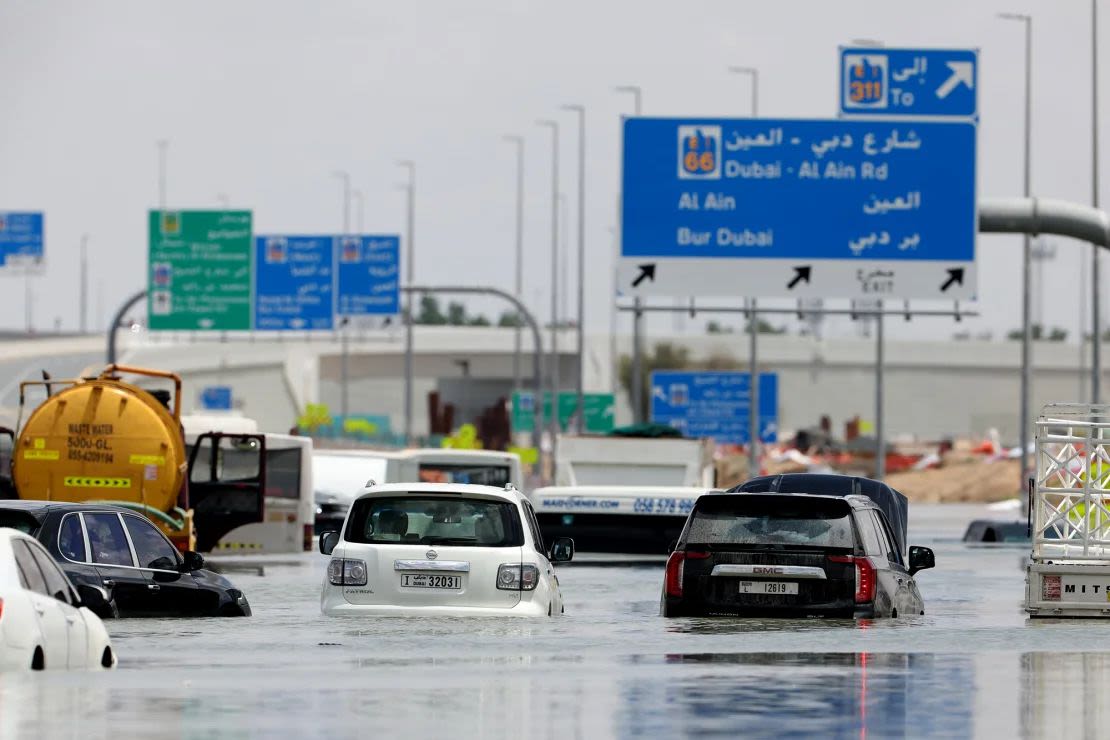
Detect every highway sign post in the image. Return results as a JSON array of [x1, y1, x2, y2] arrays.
[[254, 235, 334, 330], [511, 391, 615, 434], [650, 371, 777, 445], [336, 236, 401, 316], [0, 212, 44, 272], [148, 210, 252, 330], [840, 48, 978, 119], [617, 118, 976, 300]]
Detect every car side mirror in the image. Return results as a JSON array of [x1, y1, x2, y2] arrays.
[[908, 545, 935, 576], [76, 584, 110, 611], [549, 537, 574, 563], [182, 551, 205, 572], [320, 531, 339, 556]]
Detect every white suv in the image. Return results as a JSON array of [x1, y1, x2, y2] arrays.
[[320, 483, 573, 617]]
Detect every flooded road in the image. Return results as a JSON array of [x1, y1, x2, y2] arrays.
[[4, 503, 1109, 738]]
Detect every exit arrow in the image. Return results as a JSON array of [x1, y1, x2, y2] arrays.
[[632, 263, 656, 288], [787, 265, 812, 290], [936, 61, 974, 100], [940, 267, 964, 293]]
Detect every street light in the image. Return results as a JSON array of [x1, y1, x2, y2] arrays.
[[998, 11, 1033, 491], [1092, 0, 1102, 403], [537, 119, 560, 449], [332, 170, 352, 423], [398, 160, 416, 445], [561, 103, 586, 430], [730, 64, 761, 477], [613, 85, 643, 422], [503, 134, 525, 396]]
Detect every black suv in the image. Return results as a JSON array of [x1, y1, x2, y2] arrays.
[[0, 501, 251, 618], [661, 489, 935, 619]]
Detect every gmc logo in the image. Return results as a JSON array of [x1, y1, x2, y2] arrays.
[[753, 567, 784, 575]]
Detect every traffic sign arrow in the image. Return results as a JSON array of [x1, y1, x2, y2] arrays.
[[787, 265, 812, 290], [940, 267, 965, 292], [936, 61, 974, 100], [632, 263, 656, 288]]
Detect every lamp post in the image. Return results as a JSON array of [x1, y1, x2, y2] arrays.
[[999, 11, 1033, 491], [613, 85, 643, 422], [561, 104, 587, 430], [730, 65, 762, 477], [332, 170, 352, 423], [537, 119, 561, 450], [398, 161, 416, 445], [1093, 0, 1103, 403], [503, 135, 525, 396]]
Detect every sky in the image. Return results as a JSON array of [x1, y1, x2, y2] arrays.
[[0, 0, 1103, 343]]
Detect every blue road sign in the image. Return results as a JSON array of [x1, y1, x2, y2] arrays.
[[618, 118, 976, 300], [336, 236, 400, 316], [840, 48, 977, 119], [0, 212, 44, 271], [650, 371, 778, 445], [254, 236, 334, 330], [200, 386, 232, 411]]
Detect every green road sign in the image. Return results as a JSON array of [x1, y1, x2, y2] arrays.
[[511, 391, 615, 434], [148, 210, 252, 330]]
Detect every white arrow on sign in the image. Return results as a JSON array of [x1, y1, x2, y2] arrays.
[[936, 61, 974, 100]]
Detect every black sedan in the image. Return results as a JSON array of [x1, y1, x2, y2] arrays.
[[0, 501, 251, 618], [661, 492, 934, 618]]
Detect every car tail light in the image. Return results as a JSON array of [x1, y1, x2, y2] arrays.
[[0, 597, 4, 620], [328, 558, 367, 586], [829, 556, 877, 604], [497, 563, 539, 591], [665, 550, 710, 598]]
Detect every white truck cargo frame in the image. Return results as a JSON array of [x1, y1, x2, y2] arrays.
[[1025, 403, 1110, 617]]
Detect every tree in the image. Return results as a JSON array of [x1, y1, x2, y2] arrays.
[[706, 320, 733, 334], [468, 314, 491, 327], [447, 301, 468, 326], [746, 317, 787, 335], [498, 311, 523, 328], [416, 295, 447, 325]]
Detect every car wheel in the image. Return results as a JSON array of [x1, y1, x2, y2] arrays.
[[31, 647, 44, 671], [101, 647, 114, 669]]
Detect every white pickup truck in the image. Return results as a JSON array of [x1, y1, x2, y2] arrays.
[[529, 434, 716, 554], [1024, 404, 1110, 617]]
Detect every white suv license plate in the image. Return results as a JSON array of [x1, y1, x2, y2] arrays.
[[739, 581, 798, 595], [401, 573, 461, 590]]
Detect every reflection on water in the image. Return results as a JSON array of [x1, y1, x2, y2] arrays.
[[619, 652, 974, 739], [1021, 652, 1110, 740]]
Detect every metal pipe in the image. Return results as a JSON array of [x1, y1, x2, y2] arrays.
[[618, 304, 980, 318], [562, 104, 586, 430], [402, 285, 547, 481], [398, 161, 416, 445]]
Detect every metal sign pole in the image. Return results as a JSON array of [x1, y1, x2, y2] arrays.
[[875, 300, 886, 480], [749, 299, 759, 475]]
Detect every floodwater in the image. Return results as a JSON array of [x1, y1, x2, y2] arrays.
[[5, 503, 1110, 739]]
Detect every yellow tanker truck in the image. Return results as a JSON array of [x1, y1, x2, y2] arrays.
[[0, 364, 269, 553]]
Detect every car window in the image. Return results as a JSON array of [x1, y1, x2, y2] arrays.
[[58, 513, 87, 562], [345, 495, 525, 547], [686, 496, 855, 549], [26, 541, 75, 605], [12, 539, 47, 594], [0, 510, 40, 535], [83, 513, 135, 567], [123, 515, 181, 570], [871, 513, 903, 565], [522, 502, 545, 552], [856, 511, 886, 557]]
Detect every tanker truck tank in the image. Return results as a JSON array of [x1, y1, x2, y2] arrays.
[[8, 364, 196, 551]]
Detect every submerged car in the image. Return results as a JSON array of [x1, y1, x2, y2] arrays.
[[0, 528, 116, 670], [0, 502, 251, 618], [661, 491, 935, 618], [320, 482, 573, 617]]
